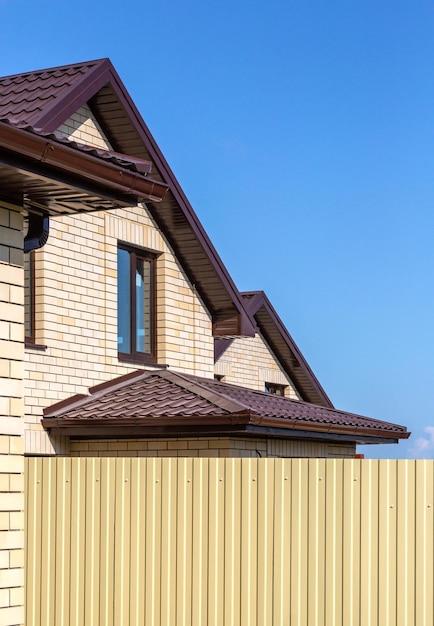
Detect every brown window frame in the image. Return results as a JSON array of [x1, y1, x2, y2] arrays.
[[117, 243, 158, 365]]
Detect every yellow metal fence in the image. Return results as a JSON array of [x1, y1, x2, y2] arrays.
[[25, 458, 434, 626]]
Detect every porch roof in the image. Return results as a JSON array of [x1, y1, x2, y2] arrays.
[[42, 369, 409, 445]]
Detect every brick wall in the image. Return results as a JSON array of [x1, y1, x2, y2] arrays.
[[215, 334, 301, 398], [70, 437, 356, 459], [56, 104, 112, 150], [0, 203, 24, 625], [25, 103, 322, 457], [25, 108, 214, 454]]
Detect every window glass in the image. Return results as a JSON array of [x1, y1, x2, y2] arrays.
[[118, 245, 155, 361], [135, 258, 151, 353], [117, 247, 131, 353]]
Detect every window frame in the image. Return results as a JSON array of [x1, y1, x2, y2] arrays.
[[117, 242, 158, 365]]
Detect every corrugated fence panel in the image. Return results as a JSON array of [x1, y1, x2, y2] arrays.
[[25, 458, 434, 626]]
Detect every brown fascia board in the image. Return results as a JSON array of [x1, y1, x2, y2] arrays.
[[42, 412, 409, 442], [242, 291, 334, 408], [248, 414, 410, 440], [28, 59, 256, 337], [0, 120, 168, 204]]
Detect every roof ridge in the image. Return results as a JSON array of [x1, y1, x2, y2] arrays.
[[157, 370, 249, 414]]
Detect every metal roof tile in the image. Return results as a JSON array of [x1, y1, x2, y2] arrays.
[[42, 370, 409, 441]]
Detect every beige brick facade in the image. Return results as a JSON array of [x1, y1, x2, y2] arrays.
[[0, 203, 25, 626], [215, 333, 301, 399], [23, 102, 356, 461], [70, 437, 355, 458], [56, 105, 112, 150], [24, 205, 215, 454], [25, 108, 215, 454]]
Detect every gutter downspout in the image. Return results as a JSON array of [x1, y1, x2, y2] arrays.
[[24, 213, 49, 252]]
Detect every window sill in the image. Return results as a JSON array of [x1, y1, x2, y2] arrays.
[[25, 342, 47, 351], [118, 352, 167, 368]]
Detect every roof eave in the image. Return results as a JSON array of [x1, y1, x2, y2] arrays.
[[0, 121, 168, 209], [3, 59, 257, 337], [42, 415, 408, 445], [248, 414, 410, 441], [42, 410, 409, 443]]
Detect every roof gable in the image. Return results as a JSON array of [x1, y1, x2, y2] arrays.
[[0, 59, 255, 337], [216, 291, 333, 408]]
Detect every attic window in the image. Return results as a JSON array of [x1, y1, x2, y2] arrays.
[[117, 244, 157, 364], [265, 382, 286, 397]]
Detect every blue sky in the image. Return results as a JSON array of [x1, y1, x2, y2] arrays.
[[3, 1, 434, 458]]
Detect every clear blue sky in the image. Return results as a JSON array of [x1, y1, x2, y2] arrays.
[[3, 1, 434, 458]]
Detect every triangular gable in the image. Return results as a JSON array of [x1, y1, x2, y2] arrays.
[[57, 104, 113, 150], [215, 291, 334, 408], [0, 59, 255, 338]]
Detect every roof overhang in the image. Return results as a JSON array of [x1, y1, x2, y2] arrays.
[[42, 415, 406, 445], [0, 120, 168, 215], [42, 369, 409, 445]]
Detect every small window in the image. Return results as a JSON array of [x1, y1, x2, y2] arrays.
[[117, 244, 156, 363], [265, 382, 286, 396], [214, 374, 225, 382]]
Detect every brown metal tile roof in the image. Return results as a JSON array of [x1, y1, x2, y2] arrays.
[[42, 370, 409, 444], [0, 117, 154, 175], [0, 118, 168, 215], [0, 60, 106, 126], [0, 58, 257, 337]]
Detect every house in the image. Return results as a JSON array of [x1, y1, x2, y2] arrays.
[[0, 58, 411, 620], [0, 62, 175, 626], [1, 59, 409, 462]]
